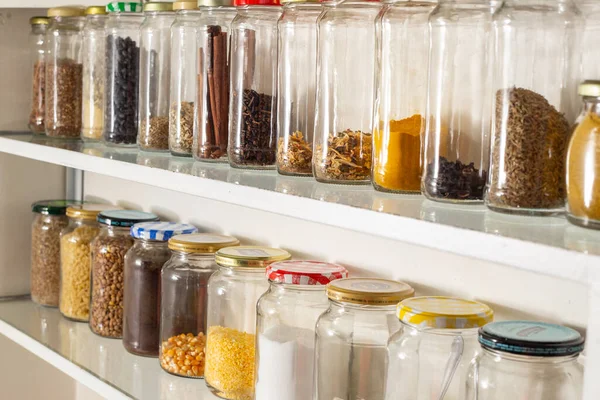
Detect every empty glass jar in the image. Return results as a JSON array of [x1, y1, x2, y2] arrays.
[[28, 16, 49, 134], [466, 321, 585, 400], [578, 0, 600, 82]]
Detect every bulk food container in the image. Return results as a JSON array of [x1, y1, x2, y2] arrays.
[[28, 16, 49, 134]]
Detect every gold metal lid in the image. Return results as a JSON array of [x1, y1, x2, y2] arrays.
[[579, 80, 600, 97], [327, 278, 415, 306], [30, 16, 49, 25], [198, 0, 234, 7], [85, 6, 108, 15], [144, 2, 174, 11], [169, 233, 240, 253], [66, 204, 121, 220], [174, 1, 199, 9], [47, 6, 85, 17], [215, 246, 291, 268]]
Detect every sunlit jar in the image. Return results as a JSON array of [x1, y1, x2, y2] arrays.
[[205, 246, 291, 400], [193, 0, 237, 163], [373, 0, 435, 193], [81, 6, 107, 142], [314, 278, 414, 400], [578, 0, 600, 81], [485, 0, 581, 215], [159, 233, 240, 378], [255, 261, 348, 400], [28, 16, 49, 134], [228, 0, 282, 169], [466, 321, 585, 400], [423, 0, 495, 203], [385, 296, 494, 400], [275, 0, 321, 176]]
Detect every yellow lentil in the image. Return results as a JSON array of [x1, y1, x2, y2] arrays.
[[159, 332, 206, 378]]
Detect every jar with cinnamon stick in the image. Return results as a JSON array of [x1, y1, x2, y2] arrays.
[[193, 0, 237, 162], [28, 17, 49, 134]]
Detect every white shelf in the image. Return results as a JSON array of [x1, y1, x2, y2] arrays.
[[1, 133, 599, 286], [0, 298, 217, 400]]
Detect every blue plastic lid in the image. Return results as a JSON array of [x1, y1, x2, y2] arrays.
[[479, 321, 584, 357], [97, 210, 159, 227], [131, 222, 197, 241]]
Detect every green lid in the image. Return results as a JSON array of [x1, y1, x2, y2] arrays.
[[106, 2, 143, 13], [32, 200, 82, 216]]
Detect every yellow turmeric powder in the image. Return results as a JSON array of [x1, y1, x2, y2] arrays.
[[373, 114, 422, 193]]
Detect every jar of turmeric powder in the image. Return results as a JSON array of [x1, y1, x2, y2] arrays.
[[373, 0, 435, 194], [566, 81, 600, 230]]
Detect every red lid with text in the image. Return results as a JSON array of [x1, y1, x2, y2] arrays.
[[266, 260, 348, 285], [235, 0, 280, 6]]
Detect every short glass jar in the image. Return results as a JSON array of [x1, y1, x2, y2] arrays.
[[228, 0, 282, 169], [28, 16, 49, 134], [45, 7, 85, 139], [205, 246, 291, 400], [159, 233, 240, 378], [138, 2, 176, 152], [255, 261, 348, 400], [60, 204, 119, 321], [315, 278, 414, 400], [385, 296, 494, 400], [466, 321, 585, 400], [169, 1, 201, 157], [123, 222, 197, 356], [275, 0, 321, 176], [104, 1, 144, 147], [90, 210, 159, 338], [193, 0, 237, 162]]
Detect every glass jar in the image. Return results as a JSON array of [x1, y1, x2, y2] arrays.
[[123, 222, 197, 356], [169, 1, 201, 157], [28, 16, 49, 134], [373, 1, 435, 193], [255, 261, 348, 400], [485, 0, 580, 215], [313, 0, 380, 184], [138, 2, 176, 152], [578, 0, 600, 82], [466, 321, 585, 400], [45, 7, 85, 139], [315, 278, 414, 400], [193, 0, 237, 162], [159, 233, 240, 378], [228, 0, 282, 169], [90, 210, 159, 338], [275, 0, 321, 176], [566, 81, 600, 229], [205, 246, 291, 399], [423, 0, 494, 203], [104, 2, 144, 147], [385, 296, 494, 400], [60, 204, 119, 321], [31, 200, 78, 306]]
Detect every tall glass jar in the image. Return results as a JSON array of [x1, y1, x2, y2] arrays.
[[385, 296, 494, 400], [123, 222, 197, 356], [104, 2, 144, 147], [159, 233, 240, 378], [275, 0, 321, 176], [314, 278, 414, 400], [466, 321, 585, 400], [255, 261, 348, 400], [228, 0, 282, 169], [90, 210, 159, 338], [313, 0, 379, 184], [138, 2, 176, 152], [169, 1, 201, 157], [423, 0, 495, 203], [373, 1, 435, 193], [81, 7, 107, 142], [60, 204, 119, 322], [28, 17, 49, 134], [193, 0, 237, 162], [579, 1, 600, 82], [45, 7, 85, 139], [205, 246, 291, 400], [486, 0, 580, 215]]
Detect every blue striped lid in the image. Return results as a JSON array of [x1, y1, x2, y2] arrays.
[[131, 222, 197, 241]]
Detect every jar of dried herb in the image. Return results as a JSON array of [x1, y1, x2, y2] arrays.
[[373, 0, 435, 193], [485, 0, 580, 215], [228, 0, 282, 169], [423, 0, 494, 203], [313, 0, 380, 184], [193, 0, 237, 163], [28, 16, 49, 135]]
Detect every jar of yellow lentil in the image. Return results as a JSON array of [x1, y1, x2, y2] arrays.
[[204, 246, 291, 400]]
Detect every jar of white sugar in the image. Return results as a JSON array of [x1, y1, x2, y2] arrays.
[[255, 260, 349, 400]]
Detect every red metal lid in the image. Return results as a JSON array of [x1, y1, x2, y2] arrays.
[[266, 260, 348, 285], [235, 0, 280, 6]]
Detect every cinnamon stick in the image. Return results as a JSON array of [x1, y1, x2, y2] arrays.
[[219, 31, 229, 147], [207, 27, 220, 147], [213, 32, 224, 147], [198, 50, 215, 150]]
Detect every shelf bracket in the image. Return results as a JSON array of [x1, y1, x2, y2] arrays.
[[66, 167, 83, 201]]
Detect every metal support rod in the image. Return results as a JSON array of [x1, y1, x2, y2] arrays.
[[65, 167, 83, 201]]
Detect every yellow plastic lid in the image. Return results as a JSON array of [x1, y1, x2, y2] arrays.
[[47, 6, 85, 17], [397, 296, 494, 329], [327, 278, 414, 306], [144, 2, 174, 11], [215, 246, 291, 268], [66, 204, 121, 220], [168, 233, 240, 253]]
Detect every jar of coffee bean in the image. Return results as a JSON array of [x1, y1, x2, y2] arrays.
[[90, 210, 158, 339]]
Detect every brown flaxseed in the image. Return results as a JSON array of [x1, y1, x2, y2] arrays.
[[45, 59, 83, 138], [140, 116, 169, 151]]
